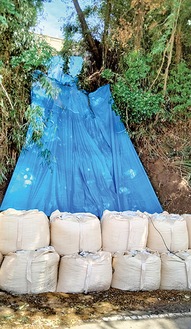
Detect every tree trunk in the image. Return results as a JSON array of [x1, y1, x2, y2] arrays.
[[102, 0, 112, 67], [175, 24, 182, 64], [72, 0, 101, 67], [163, 0, 183, 95], [134, 0, 145, 51]]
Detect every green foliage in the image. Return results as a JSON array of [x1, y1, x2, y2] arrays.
[[166, 61, 191, 118], [25, 105, 45, 140], [113, 84, 164, 124], [101, 68, 115, 83], [102, 51, 164, 125], [11, 38, 54, 71], [39, 75, 61, 99], [0, 0, 15, 28], [121, 51, 151, 87], [61, 26, 76, 72], [0, 0, 54, 184]]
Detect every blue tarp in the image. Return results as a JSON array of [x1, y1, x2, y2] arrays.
[[0, 56, 162, 217]]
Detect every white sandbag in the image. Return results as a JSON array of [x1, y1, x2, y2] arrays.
[[160, 251, 191, 290], [0, 246, 59, 294], [183, 214, 191, 249], [101, 210, 148, 253], [147, 212, 188, 253], [111, 250, 161, 291], [0, 208, 50, 255], [50, 210, 101, 255], [57, 251, 112, 293]]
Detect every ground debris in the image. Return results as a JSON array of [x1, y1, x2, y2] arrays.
[[0, 289, 191, 328]]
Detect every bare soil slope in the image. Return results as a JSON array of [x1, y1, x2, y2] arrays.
[[135, 120, 191, 214]]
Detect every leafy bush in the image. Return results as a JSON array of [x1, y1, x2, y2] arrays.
[[0, 0, 54, 184], [102, 51, 164, 125], [166, 61, 191, 119]]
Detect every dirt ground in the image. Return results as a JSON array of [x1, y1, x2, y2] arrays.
[[135, 120, 191, 214], [1, 288, 191, 329], [142, 156, 191, 214]]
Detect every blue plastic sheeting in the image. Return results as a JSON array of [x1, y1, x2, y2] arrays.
[[0, 56, 162, 217]]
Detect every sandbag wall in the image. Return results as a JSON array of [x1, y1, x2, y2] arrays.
[[0, 208, 191, 294], [102, 210, 191, 291]]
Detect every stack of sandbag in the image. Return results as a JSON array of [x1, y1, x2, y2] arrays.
[[0, 208, 59, 294], [0, 247, 59, 294], [146, 212, 188, 253], [50, 210, 101, 255], [182, 214, 191, 249], [160, 251, 191, 290], [50, 210, 112, 293], [57, 251, 112, 293], [0, 208, 50, 254], [101, 210, 148, 253], [111, 249, 161, 291]]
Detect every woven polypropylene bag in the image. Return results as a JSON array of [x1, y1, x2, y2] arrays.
[[50, 210, 101, 255], [111, 250, 161, 291], [147, 212, 188, 253], [0, 247, 60, 294], [57, 251, 112, 293], [183, 214, 191, 249], [101, 210, 148, 253], [160, 251, 191, 290], [0, 208, 50, 255]]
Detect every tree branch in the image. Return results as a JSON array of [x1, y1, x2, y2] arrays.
[[72, 0, 101, 65], [163, 0, 183, 95], [102, 0, 112, 67]]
